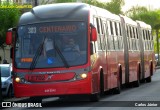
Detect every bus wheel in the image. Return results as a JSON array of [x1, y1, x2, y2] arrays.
[[133, 79, 140, 87], [133, 73, 140, 87], [89, 93, 100, 102], [100, 72, 104, 95], [140, 79, 145, 83], [146, 76, 151, 83], [146, 64, 153, 83], [114, 80, 121, 94]]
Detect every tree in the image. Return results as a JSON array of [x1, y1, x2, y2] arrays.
[[85, 0, 124, 14], [55, 0, 77, 3], [0, 2, 20, 59], [126, 6, 160, 65], [125, 6, 160, 29], [54, 0, 124, 15], [103, 0, 124, 14]]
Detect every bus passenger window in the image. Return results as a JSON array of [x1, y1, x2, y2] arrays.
[[136, 28, 139, 39], [143, 30, 146, 40], [119, 23, 122, 36], [115, 22, 118, 36], [110, 21, 114, 35], [100, 19, 104, 34], [96, 18, 100, 34]]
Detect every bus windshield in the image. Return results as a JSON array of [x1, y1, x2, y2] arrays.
[[15, 21, 87, 69]]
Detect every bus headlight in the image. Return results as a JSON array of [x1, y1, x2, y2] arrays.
[[80, 73, 87, 79], [15, 77, 21, 83], [15, 77, 26, 83], [76, 73, 87, 79]]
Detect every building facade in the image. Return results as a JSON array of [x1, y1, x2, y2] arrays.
[[0, 46, 11, 64]]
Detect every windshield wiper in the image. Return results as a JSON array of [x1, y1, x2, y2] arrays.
[[54, 37, 70, 68], [29, 36, 46, 70]]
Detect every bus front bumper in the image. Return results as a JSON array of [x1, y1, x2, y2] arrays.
[[14, 77, 92, 98]]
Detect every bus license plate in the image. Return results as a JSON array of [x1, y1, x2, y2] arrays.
[[27, 75, 45, 82]]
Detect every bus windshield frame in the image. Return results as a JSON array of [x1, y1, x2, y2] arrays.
[[14, 21, 88, 69]]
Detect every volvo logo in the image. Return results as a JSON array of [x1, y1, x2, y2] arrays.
[[46, 74, 53, 81]]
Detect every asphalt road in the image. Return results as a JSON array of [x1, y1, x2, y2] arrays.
[[2, 68, 160, 110]]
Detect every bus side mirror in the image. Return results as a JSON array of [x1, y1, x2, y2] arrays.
[[6, 31, 12, 45], [91, 27, 97, 41]]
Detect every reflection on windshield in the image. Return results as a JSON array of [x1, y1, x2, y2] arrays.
[[15, 21, 87, 68]]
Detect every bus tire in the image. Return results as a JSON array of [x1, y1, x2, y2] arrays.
[[133, 64, 140, 87], [140, 79, 145, 83], [89, 93, 100, 102], [146, 76, 151, 83], [114, 68, 122, 94], [133, 79, 140, 87], [100, 71, 104, 95], [114, 79, 121, 94], [146, 62, 152, 83]]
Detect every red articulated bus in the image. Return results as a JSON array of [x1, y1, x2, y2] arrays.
[[6, 3, 155, 102]]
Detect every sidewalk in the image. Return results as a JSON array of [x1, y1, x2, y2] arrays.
[[156, 66, 160, 69]]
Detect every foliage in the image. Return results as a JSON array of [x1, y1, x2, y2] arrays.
[[103, 0, 124, 14], [85, 0, 124, 14], [55, 0, 77, 3], [0, 2, 20, 49], [125, 6, 148, 17], [0, 0, 124, 49], [126, 6, 160, 53], [54, 0, 124, 14], [126, 6, 160, 29]]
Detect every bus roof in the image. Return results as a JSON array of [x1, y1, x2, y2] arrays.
[[90, 5, 120, 21], [120, 15, 137, 26], [19, 3, 89, 25], [136, 20, 151, 30], [19, 3, 122, 25]]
